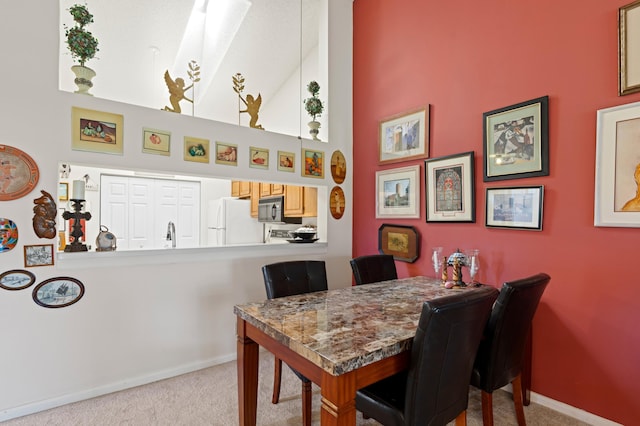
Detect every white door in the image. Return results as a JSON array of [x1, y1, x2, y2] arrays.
[[100, 175, 129, 250]]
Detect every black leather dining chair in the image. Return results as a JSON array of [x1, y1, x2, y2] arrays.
[[261, 260, 328, 426], [355, 286, 499, 426], [350, 254, 398, 285], [470, 272, 550, 426]]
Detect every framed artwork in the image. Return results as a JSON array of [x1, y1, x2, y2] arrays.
[[620, 1, 640, 95], [142, 128, 171, 155], [215, 142, 238, 166], [482, 96, 549, 182], [249, 146, 269, 169], [32, 277, 85, 308], [71, 107, 124, 155], [184, 136, 209, 163], [0, 269, 35, 291], [378, 224, 420, 263], [57, 208, 66, 232], [302, 148, 324, 178], [331, 150, 346, 184], [329, 186, 345, 220], [485, 186, 544, 230], [375, 165, 421, 219], [277, 150, 295, 172], [58, 182, 68, 201], [0, 144, 39, 201], [24, 244, 54, 268], [425, 152, 475, 223], [378, 107, 429, 165], [595, 100, 640, 227]]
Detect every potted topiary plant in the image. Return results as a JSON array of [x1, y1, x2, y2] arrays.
[[304, 81, 324, 140], [64, 4, 99, 95]]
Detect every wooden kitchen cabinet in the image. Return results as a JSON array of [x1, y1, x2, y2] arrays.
[[284, 185, 317, 217], [232, 181, 252, 199], [250, 182, 260, 217], [231, 181, 240, 197], [271, 184, 285, 195], [259, 183, 271, 197]]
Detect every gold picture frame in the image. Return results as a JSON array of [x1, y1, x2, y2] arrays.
[[378, 106, 429, 165], [58, 182, 68, 201], [183, 136, 209, 163], [277, 151, 295, 172], [215, 142, 238, 166], [619, 0, 640, 95], [71, 107, 124, 155], [302, 148, 324, 178], [249, 146, 269, 170], [142, 128, 171, 156]]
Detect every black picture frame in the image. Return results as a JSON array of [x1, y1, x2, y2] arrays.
[[483, 96, 549, 182], [485, 185, 544, 230], [424, 151, 475, 223], [32, 277, 85, 308], [378, 224, 420, 263], [0, 269, 36, 291]]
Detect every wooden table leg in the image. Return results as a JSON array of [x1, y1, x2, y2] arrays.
[[320, 370, 357, 425], [522, 326, 532, 406], [237, 317, 259, 426]]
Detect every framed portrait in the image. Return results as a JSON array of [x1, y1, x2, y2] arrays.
[[620, 1, 640, 95], [485, 186, 544, 230], [378, 224, 420, 263], [302, 148, 324, 178], [378, 106, 429, 165], [0, 144, 39, 201], [483, 96, 549, 182], [375, 165, 421, 219], [249, 146, 269, 170], [184, 136, 209, 163], [0, 269, 35, 291], [142, 128, 171, 155], [425, 152, 475, 223], [71, 107, 124, 155], [277, 150, 295, 172], [24, 244, 54, 268], [215, 142, 238, 166], [32, 277, 85, 308], [58, 182, 68, 201], [594, 100, 640, 227]]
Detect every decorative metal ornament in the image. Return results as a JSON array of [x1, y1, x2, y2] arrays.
[[233, 73, 264, 130]]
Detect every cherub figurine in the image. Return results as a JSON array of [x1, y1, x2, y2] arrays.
[[162, 70, 193, 113], [239, 93, 264, 130]]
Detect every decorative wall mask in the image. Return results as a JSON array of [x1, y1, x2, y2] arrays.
[[33, 190, 57, 239]]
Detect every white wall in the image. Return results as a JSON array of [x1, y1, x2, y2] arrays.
[[0, 0, 352, 420]]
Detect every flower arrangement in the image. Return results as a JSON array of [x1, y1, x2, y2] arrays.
[[64, 4, 99, 67], [304, 81, 324, 121]]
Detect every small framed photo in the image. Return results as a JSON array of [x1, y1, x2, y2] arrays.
[[378, 107, 429, 165], [278, 151, 295, 172], [142, 128, 171, 155], [24, 244, 54, 268], [249, 146, 269, 170], [32, 277, 85, 309], [184, 136, 210, 163], [486, 186, 544, 230], [483, 96, 549, 182], [215, 142, 238, 166], [376, 165, 421, 219], [425, 152, 475, 223], [619, 1, 640, 95], [378, 224, 420, 263], [71, 107, 124, 155], [302, 148, 324, 178], [0, 269, 36, 291], [58, 182, 68, 201]]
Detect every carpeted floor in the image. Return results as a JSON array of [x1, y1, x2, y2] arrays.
[[2, 350, 589, 425]]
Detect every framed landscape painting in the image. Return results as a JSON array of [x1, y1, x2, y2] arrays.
[[485, 186, 544, 230], [378, 224, 420, 263], [375, 165, 420, 219]]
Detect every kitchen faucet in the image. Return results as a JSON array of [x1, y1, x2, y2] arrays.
[[166, 221, 176, 248]]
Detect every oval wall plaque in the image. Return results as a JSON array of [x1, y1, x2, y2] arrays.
[[32, 277, 85, 308], [0, 269, 35, 290], [0, 144, 39, 201], [0, 218, 18, 252]]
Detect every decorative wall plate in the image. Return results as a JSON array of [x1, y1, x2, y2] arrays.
[[32, 277, 84, 308], [0, 218, 18, 252], [0, 145, 39, 201], [0, 269, 35, 290]]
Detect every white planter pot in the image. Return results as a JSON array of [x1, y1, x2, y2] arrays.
[[71, 65, 96, 96], [308, 120, 321, 141]]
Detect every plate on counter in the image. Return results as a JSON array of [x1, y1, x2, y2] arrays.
[[286, 238, 319, 244]]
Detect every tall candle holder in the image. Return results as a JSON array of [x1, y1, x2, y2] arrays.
[[62, 199, 91, 252]]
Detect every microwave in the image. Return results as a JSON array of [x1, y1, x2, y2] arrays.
[[258, 196, 302, 224]]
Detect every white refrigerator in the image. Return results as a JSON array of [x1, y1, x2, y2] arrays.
[[207, 198, 263, 246]]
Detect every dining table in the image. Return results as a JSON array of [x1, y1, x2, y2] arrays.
[[235, 275, 517, 425]]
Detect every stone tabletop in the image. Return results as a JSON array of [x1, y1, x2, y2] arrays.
[[234, 276, 486, 376]]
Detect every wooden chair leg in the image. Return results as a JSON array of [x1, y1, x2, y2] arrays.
[[481, 390, 494, 426], [455, 410, 467, 426], [271, 357, 282, 404], [511, 373, 527, 426], [302, 380, 312, 426]]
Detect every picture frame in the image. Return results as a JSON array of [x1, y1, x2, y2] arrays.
[[0, 144, 39, 201], [183, 136, 210, 163], [482, 96, 549, 182], [329, 186, 345, 220], [0, 269, 36, 291], [302, 148, 324, 178], [378, 106, 429, 165], [330, 150, 346, 184], [58, 182, 68, 201], [595, 100, 640, 227], [24, 244, 54, 268], [249, 146, 269, 170], [32, 277, 85, 308], [375, 165, 421, 219], [424, 152, 475, 223], [277, 150, 295, 172], [485, 186, 544, 230], [378, 224, 420, 263], [619, 0, 640, 95], [71, 107, 124, 155], [57, 208, 66, 232], [142, 128, 171, 156], [215, 142, 238, 166]]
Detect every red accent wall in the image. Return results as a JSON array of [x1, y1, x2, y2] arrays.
[[353, 0, 640, 424]]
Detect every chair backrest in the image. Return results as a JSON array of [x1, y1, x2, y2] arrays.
[[403, 286, 499, 425], [472, 273, 550, 393], [349, 254, 398, 285], [261, 260, 328, 299]]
